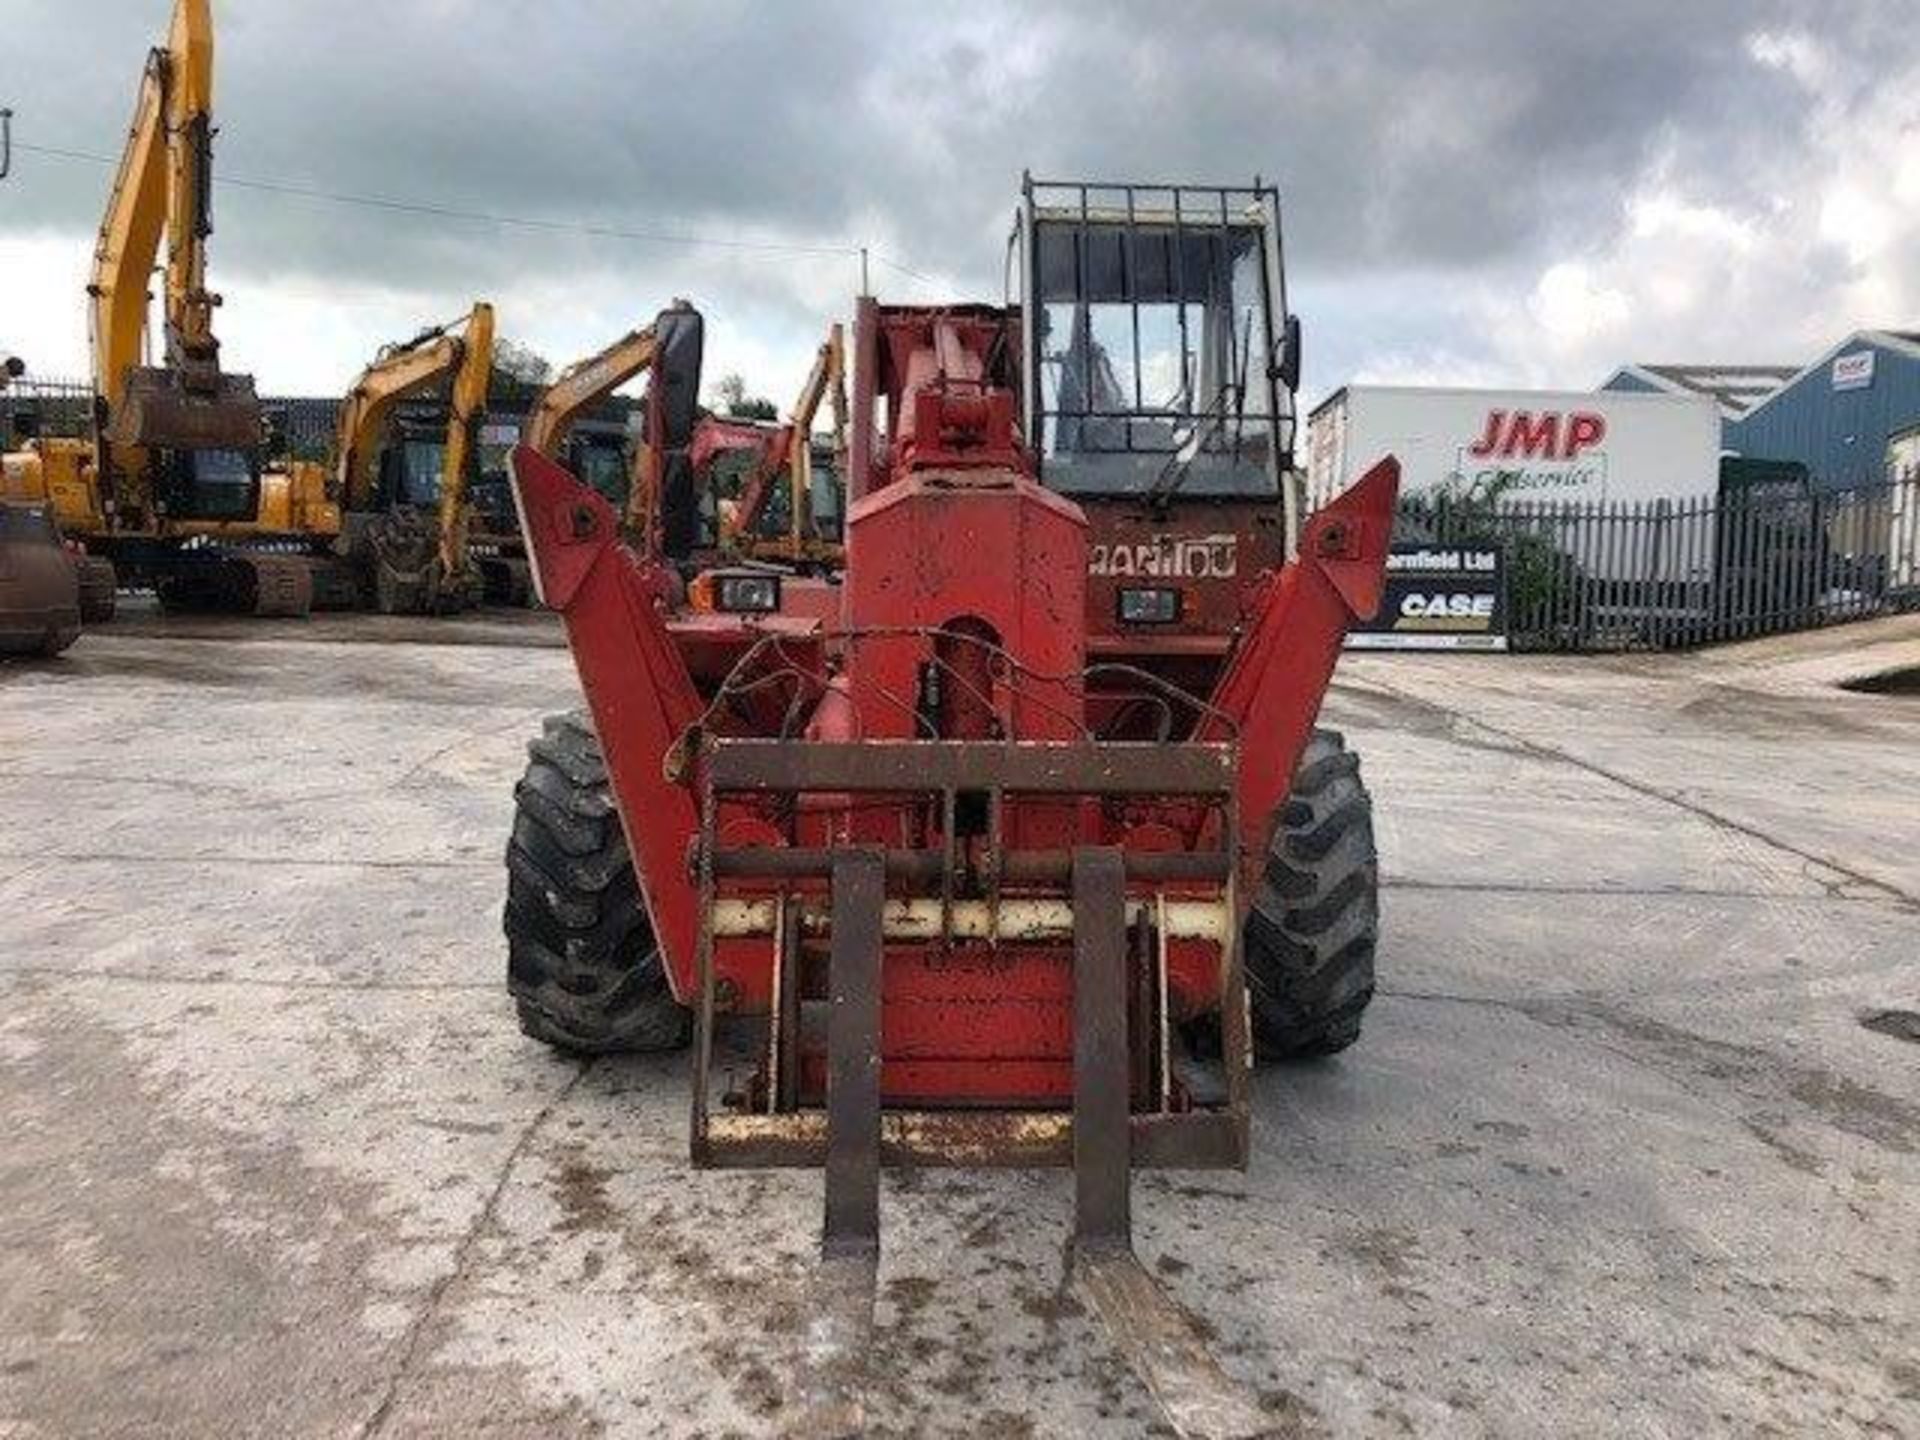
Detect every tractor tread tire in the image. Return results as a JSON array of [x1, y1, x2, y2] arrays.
[[76, 556, 117, 625], [503, 711, 690, 1055], [1244, 728, 1380, 1059]]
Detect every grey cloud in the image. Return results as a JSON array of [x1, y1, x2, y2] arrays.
[[3, 0, 1916, 392]]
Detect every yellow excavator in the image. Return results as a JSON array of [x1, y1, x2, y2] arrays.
[[0, 0, 338, 616], [522, 300, 705, 537], [316, 304, 494, 613], [713, 322, 847, 566]]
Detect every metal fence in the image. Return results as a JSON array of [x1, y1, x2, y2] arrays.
[[0, 375, 94, 442], [1392, 472, 1920, 651]]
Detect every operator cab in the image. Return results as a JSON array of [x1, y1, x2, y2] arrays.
[[569, 432, 631, 507], [157, 444, 261, 523], [379, 434, 446, 510], [1015, 178, 1300, 511]]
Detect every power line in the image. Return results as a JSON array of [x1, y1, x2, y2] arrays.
[[14, 140, 934, 278]]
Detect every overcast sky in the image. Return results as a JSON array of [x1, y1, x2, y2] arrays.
[[3, 0, 1917, 409]]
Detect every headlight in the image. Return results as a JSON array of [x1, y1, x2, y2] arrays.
[[1117, 586, 1181, 624], [714, 572, 781, 614]]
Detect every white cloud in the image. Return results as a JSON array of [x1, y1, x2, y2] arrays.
[[1528, 262, 1632, 351], [5, 3, 1919, 411], [1457, 26, 1920, 383], [0, 232, 92, 381]]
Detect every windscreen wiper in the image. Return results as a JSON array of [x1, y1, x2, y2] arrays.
[[1145, 380, 1238, 511]]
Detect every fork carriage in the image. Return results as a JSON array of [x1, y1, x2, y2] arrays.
[[689, 736, 1251, 1187]]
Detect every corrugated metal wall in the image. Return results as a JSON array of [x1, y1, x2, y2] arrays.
[[1728, 339, 1920, 491]]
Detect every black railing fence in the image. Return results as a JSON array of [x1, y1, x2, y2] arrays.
[[0, 375, 93, 442], [1384, 473, 1920, 652]]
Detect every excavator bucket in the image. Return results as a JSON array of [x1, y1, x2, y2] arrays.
[[107, 366, 262, 451]]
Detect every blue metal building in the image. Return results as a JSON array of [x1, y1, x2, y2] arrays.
[[1722, 331, 1920, 491], [1599, 362, 1797, 436]]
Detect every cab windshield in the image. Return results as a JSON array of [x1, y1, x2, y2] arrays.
[[1028, 188, 1282, 501], [574, 438, 630, 506], [395, 438, 445, 508]]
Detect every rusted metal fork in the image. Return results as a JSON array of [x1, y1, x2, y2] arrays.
[[788, 846, 1275, 1439], [1070, 848, 1277, 1440], [786, 849, 884, 1438]]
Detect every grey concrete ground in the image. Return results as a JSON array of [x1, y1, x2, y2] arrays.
[[1, 610, 1916, 1438]]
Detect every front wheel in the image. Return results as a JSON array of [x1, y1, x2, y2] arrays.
[[1242, 729, 1380, 1059], [502, 711, 690, 1054]]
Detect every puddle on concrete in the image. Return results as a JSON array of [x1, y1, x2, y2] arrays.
[[1860, 1008, 1920, 1044], [1840, 665, 1920, 696]]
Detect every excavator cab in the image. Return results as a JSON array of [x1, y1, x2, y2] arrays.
[[373, 424, 451, 512], [569, 432, 631, 505], [1017, 178, 1298, 507], [155, 443, 260, 522]]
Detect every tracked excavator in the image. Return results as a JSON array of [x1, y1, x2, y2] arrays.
[[710, 323, 848, 567], [0, 0, 338, 616], [317, 304, 494, 614], [502, 300, 704, 603], [501, 176, 1399, 1431]]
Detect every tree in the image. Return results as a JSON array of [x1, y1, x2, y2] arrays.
[[714, 371, 778, 421], [492, 337, 553, 387]]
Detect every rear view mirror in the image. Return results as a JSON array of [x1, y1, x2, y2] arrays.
[[1276, 315, 1302, 393]]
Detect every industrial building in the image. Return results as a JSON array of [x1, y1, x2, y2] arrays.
[[1599, 361, 1797, 423], [1605, 331, 1920, 492]]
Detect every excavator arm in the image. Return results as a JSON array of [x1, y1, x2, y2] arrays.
[[526, 325, 658, 458], [722, 323, 847, 558], [159, 0, 220, 389], [435, 302, 495, 578]]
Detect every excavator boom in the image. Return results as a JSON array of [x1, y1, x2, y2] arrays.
[[720, 323, 846, 562], [93, 0, 258, 469], [90, 11, 172, 411], [525, 325, 657, 458]]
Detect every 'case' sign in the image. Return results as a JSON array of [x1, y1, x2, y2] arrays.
[[1347, 545, 1509, 652], [1832, 351, 1875, 391]]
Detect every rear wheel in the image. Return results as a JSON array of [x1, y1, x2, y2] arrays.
[[503, 711, 690, 1054], [1243, 729, 1380, 1059]]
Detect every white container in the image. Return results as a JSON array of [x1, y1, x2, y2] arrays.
[[1307, 384, 1722, 511]]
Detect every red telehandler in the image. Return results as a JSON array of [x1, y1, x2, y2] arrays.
[[502, 177, 1398, 1434]]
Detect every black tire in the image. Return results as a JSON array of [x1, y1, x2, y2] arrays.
[[503, 711, 690, 1054], [1243, 729, 1379, 1059]]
